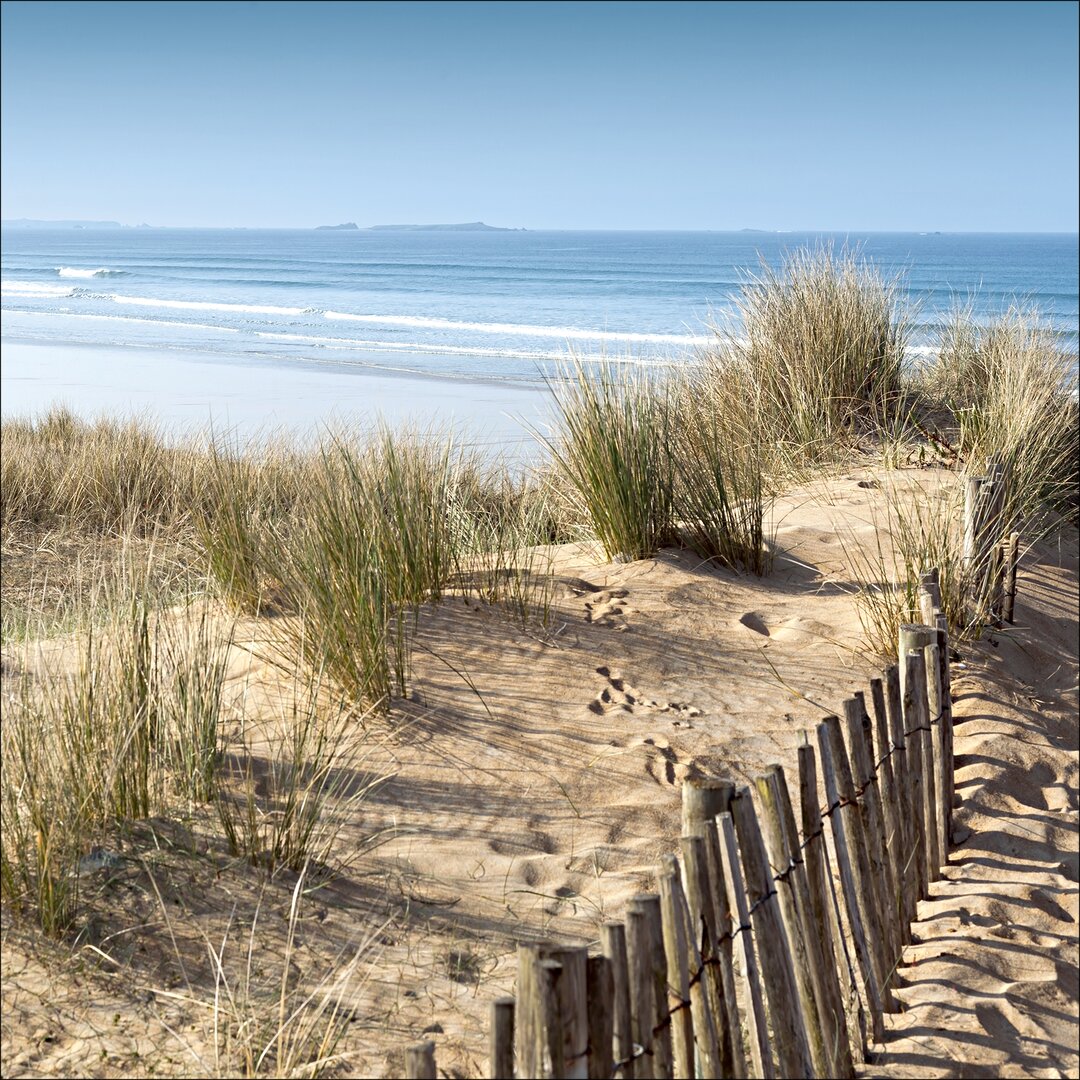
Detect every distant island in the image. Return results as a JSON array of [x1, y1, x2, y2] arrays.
[[315, 222, 359, 230], [365, 222, 523, 232], [2, 218, 123, 230]]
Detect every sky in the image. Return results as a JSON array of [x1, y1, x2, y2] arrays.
[[1, 1, 1077, 231]]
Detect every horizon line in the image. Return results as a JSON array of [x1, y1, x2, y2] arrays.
[[2, 219, 1078, 235]]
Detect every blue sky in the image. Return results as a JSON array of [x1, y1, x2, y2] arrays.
[[2, 1, 1077, 230]]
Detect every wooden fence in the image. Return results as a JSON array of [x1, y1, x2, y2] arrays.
[[400, 558, 1018, 1079]]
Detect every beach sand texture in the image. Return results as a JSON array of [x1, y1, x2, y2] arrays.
[[1, 472, 1076, 1078]]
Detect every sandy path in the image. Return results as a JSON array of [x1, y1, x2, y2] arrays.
[[869, 544, 1079, 1078]]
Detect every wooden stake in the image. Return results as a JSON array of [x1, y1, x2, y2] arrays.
[[715, 814, 775, 1079], [406, 1040, 437, 1080], [731, 787, 814, 1079], [627, 895, 672, 1079], [682, 777, 735, 839], [817, 717, 887, 1042], [901, 649, 930, 900], [843, 696, 901, 970], [541, 961, 567, 1079], [884, 664, 916, 934], [754, 771, 828, 1076], [601, 923, 635, 1080], [1002, 531, 1020, 622], [658, 856, 695, 1080], [869, 677, 903, 924], [491, 997, 515, 1080], [517, 945, 544, 1080], [798, 742, 863, 1069], [681, 834, 738, 1078], [587, 956, 615, 1080], [936, 615, 957, 845]]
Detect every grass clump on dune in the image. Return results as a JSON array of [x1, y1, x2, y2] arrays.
[[546, 361, 678, 562], [923, 309, 1079, 524], [546, 361, 772, 572], [702, 246, 913, 468], [0, 593, 232, 935]]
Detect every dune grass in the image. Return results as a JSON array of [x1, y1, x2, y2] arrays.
[[702, 246, 914, 470], [544, 361, 678, 562], [0, 593, 232, 935], [923, 309, 1079, 524]]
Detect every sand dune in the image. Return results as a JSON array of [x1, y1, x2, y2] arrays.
[[1, 472, 1076, 1078]]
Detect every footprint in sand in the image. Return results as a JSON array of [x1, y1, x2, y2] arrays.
[[584, 589, 633, 631], [588, 665, 703, 723], [629, 733, 703, 786]]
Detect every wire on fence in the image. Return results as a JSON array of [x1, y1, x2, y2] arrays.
[[607, 705, 944, 1075]]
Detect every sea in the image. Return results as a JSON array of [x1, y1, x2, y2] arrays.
[[2, 229, 1077, 384]]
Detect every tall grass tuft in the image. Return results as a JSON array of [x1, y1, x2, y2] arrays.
[[704, 247, 912, 467], [669, 370, 773, 573], [0, 596, 232, 935], [545, 361, 677, 561], [923, 309, 1079, 524]]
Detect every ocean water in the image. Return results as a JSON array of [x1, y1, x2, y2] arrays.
[[2, 229, 1077, 388]]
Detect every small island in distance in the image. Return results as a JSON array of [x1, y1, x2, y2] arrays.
[[315, 221, 524, 232]]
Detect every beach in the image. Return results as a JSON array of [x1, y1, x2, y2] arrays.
[[0, 339, 550, 454]]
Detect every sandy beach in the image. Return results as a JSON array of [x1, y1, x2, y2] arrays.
[[0, 339, 550, 456]]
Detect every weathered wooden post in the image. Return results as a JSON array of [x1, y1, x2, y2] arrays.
[[731, 788, 814, 1079], [818, 717, 888, 1041], [657, 856, 695, 1079], [714, 814, 775, 1078], [406, 1040, 437, 1080], [899, 625, 941, 883], [627, 895, 672, 1079], [844, 696, 902, 980], [680, 776, 741, 1077], [798, 741, 864, 1067], [586, 956, 615, 1080], [1002, 531, 1020, 623], [491, 997, 515, 1079], [601, 922, 634, 1080]]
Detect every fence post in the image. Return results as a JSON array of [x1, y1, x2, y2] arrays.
[[661, 852, 722, 1079], [683, 780, 743, 1078], [657, 856, 695, 1080], [492, 997, 515, 1080], [1002, 531, 1020, 622], [586, 956, 615, 1080], [899, 625, 940, 887], [517, 945, 544, 1079], [817, 717, 887, 1042], [730, 788, 814, 1079], [884, 665, 916, 933], [714, 814, 775, 1079], [406, 1040, 437, 1080], [601, 923, 635, 1080], [540, 961, 567, 1079], [935, 614, 958, 844], [627, 895, 672, 1080], [753, 770, 829, 1076], [680, 834, 738, 1078], [843, 696, 901, 970], [798, 742, 864, 1068], [924, 639, 947, 871], [869, 676, 905, 934]]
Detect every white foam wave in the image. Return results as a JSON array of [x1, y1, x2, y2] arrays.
[[2, 279, 77, 298], [322, 310, 709, 345], [254, 329, 655, 365], [107, 294, 308, 317], [57, 267, 126, 278]]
